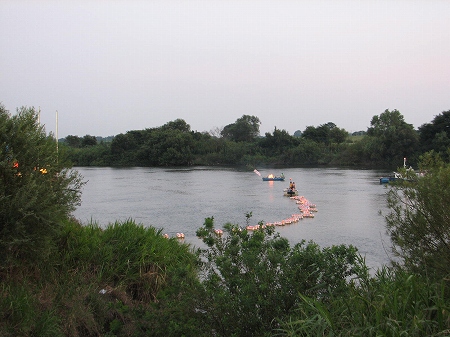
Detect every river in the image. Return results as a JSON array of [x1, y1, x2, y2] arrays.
[[72, 166, 394, 270]]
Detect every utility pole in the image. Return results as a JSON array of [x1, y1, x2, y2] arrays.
[[56, 110, 59, 154]]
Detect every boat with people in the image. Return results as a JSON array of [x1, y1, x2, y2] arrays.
[[262, 173, 285, 181], [284, 188, 298, 196], [254, 169, 285, 181], [284, 178, 298, 196]]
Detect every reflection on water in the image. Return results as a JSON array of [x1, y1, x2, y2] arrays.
[[73, 167, 393, 270]]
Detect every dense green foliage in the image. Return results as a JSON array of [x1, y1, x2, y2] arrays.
[[0, 105, 84, 266], [386, 152, 450, 281], [419, 110, 450, 161], [0, 219, 203, 336], [196, 216, 365, 336], [63, 109, 449, 169], [280, 267, 449, 336], [364, 109, 420, 166], [2, 216, 449, 336], [221, 114, 261, 142], [2, 105, 450, 336], [302, 122, 348, 146]]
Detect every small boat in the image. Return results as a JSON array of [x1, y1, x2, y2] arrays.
[[379, 158, 423, 184], [284, 188, 298, 196], [262, 173, 285, 181], [380, 175, 400, 184], [380, 169, 426, 184], [284, 179, 298, 196]]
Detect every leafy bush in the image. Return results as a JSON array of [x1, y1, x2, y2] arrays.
[[385, 153, 450, 281], [0, 105, 84, 267], [196, 216, 365, 336]]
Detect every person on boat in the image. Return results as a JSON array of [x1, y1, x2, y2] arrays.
[[289, 180, 294, 190], [292, 181, 296, 190]]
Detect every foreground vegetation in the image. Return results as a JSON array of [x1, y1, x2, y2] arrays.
[[3, 216, 450, 337], [1, 220, 202, 336], [2, 105, 450, 336]]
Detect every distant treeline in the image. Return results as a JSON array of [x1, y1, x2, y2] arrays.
[[62, 109, 450, 169]]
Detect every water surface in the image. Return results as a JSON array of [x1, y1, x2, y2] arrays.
[[73, 167, 393, 270]]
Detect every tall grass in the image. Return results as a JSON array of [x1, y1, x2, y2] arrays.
[[0, 218, 204, 337], [278, 266, 450, 336]]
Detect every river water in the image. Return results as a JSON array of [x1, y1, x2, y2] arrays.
[[72, 166, 394, 270]]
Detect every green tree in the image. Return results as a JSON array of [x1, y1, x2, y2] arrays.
[[160, 118, 191, 132], [385, 152, 450, 280], [110, 131, 144, 164], [221, 115, 261, 142], [67, 142, 111, 166], [419, 110, 450, 161], [431, 131, 450, 161], [156, 130, 194, 166], [302, 125, 329, 144], [81, 134, 97, 147], [301, 122, 347, 146], [329, 125, 349, 144], [110, 120, 196, 166], [285, 138, 327, 165], [0, 105, 84, 266], [366, 109, 419, 166], [65, 135, 82, 148], [293, 129, 302, 137], [260, 127, 297, 156]]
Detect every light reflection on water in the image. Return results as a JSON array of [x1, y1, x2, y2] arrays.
[[73, 166, 393, 270]]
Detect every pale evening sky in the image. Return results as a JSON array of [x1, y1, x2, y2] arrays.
[[1, 0, 449, 138]]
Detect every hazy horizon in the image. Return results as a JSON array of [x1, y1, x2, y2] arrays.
[[2, 1, 449, 138]]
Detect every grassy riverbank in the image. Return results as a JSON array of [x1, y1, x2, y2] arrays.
[[0, 219, 203, 336], [1, 217, 449, 336]]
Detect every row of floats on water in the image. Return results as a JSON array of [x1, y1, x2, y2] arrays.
[[165, 195, 318, 239], [246, 195, 318, 230]]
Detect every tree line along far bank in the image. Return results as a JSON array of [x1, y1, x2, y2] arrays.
[[61, 109, 450, 169]]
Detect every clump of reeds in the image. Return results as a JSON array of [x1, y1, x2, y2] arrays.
[[0, 218, 203, 336], [278, 265, 450, 336]]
